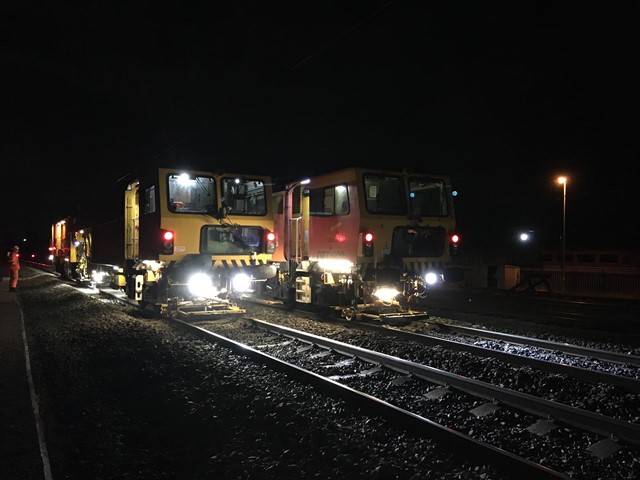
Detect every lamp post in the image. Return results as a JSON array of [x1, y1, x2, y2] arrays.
[[557, 176, 567, 292]]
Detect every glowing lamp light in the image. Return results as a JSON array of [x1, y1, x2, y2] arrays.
[[232, 273, 252, 293], [266, 231, 276, 242], [318, 259, 353, 272], [163, 231, 174, 241], [92, 270, 107, 284], [334, 233, 347, 242], [425, 272, 439, 285], [362, 231, 374, 257], [451, 234, 460, 244], [177, 173, 191, 185], [188, 273, 218, 298], [373, 287, 400, 303], [556, 175, 568, 292]]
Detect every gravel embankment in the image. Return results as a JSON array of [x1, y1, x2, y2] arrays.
[[206, 305, 640, 480], [17, 272, 513, 480]]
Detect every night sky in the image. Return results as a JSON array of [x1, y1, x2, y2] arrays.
[[1, 1, 638, 255]]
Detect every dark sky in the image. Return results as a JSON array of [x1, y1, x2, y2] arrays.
[[1, 1, 638, 254]]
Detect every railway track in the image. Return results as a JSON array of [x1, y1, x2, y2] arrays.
[[237, 298, 640, 391], [184, 314, 640, 479], [429, 322, 640, 367], [68, 277, 640, 479], [21, 264, 640, 479], [333, 319, 640, 392], [169, 316, 571, 479], [42, 264, 640, 424], [217, 317, 640, 439]]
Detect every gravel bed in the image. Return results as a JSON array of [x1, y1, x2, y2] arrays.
[[17, 273, 514, 480], [202, 308, 640, 480], [230, 305, 640, 423], [420, 329, 640, 379]]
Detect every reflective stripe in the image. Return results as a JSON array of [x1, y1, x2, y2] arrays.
[[212, 259, 268, 268]]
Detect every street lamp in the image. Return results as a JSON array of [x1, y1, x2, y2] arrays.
[[557, 176, 568, 291]]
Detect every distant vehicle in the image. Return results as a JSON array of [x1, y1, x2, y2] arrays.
[[266, 167, 462, 320], [50, 166, 277, 317], [49, 165, 462, 321]]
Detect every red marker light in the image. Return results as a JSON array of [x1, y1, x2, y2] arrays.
[[160, 229, 175, 255], [450, 233, 460, 256], [335, 233, 347, 243], [264, 230, 277, 254], [362, 231, 374, 257]]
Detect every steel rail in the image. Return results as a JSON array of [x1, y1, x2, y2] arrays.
[[343, 321, 640, 393], [246, 317, 640, 446], [434, 322, 640, 367], [171, 317, 571, 480]]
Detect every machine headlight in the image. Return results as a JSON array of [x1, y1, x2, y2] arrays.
[[91, 270, 107, 284], [318, 259, 354, 272], [425, 272, 439, 285], [188, 273, 218, 298], [232, 273, 252, 293], [373, 287, 400, 303]]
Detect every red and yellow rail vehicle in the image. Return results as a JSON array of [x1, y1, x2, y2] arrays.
[[50, 166, 278, 317], [267, 167, 462, 320]]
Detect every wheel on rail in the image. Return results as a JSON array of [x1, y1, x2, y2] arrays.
[[342, 307, 357, 321]]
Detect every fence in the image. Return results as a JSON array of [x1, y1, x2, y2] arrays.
[[460, 264, 640, 300]]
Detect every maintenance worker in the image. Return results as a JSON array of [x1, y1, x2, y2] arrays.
[[8, 245, 20, 291]]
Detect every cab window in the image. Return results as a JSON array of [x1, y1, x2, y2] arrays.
[[221, 178, 267, 215], [408, 177, 448, 217], [309, 184, 349, 216], [363, 174, 406, 214], [167, 173, 217, 214]]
